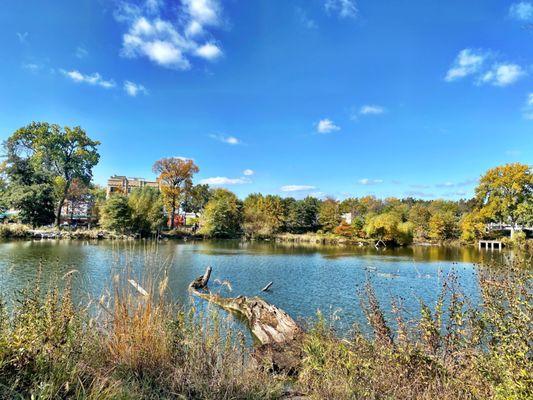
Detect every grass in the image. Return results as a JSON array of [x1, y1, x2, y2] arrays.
[[0, 250, 531, 399]]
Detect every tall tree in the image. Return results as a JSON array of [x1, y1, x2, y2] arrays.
[[153, 158, 199, 228], [5, 122, 100, 226], [475, 163, 532, 236]]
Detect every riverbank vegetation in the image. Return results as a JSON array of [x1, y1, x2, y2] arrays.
[[0, 254, 530, 399], [1, 122, 532, 247]]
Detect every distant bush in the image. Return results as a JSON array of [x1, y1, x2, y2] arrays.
[[0, 223, 30, 238]]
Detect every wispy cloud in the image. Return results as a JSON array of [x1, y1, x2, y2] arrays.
[[123, 80, 148, 96], [75, 46, 89, 59], [479, 63, 526, 86], [435, 179, 477, 188], [16, 32, 28, 44], [22, 63, 41, 72], [281, 185, 317, 192], [509, 2, 533, 21], [404, 191, 435, 198], [358, 178, 383, 185], [316, 118, 340, 133], [325, 0, 358, 19], [243, 169, 254, 176], [445, 49, 488, 82], [116, 0, 224, 70], [296, 7, 317, 29], [360, 105, 385, 115], [523, 93, 533, 119], [209, 134, 241, 145], [445, 49, 526, 87], [61, 69, 116, 88], [442, 191, 468, 198], [200, 176, 250, 185]]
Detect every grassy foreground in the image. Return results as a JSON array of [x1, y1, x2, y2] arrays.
[[0, 257, 531, 399]]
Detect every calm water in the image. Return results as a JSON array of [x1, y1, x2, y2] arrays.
[[0, 239, 514, 331]]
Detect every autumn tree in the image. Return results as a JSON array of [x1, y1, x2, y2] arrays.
[[152, 158, 199, 228], [4, 122, 100, 226], [285, 196, 320, 233], [474, 163, 532, 237], [319, 198, 341, 232]]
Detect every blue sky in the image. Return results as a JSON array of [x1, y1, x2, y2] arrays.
[[0, 0, 531, 200]]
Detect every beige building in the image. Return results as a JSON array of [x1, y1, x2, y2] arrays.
[[106, 175, 159, 198]]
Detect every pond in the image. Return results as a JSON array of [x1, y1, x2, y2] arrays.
[[0, 239, 516, 332]]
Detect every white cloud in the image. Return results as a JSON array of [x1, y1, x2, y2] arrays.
[[404, 191, 435, 198], [316, 118, 340, 133], [445, 49, 487, 81], [360, 105, 385, 115], [509, 2, 533, 20], [210, 134, 241, 145], [117, 0, 224, 70], [124, 80, 148, 96], [479, 63, 526, 87], [243, 169, 254, 176], [325, 0, 358, 19], [61, 69, 115, 89], [358, 178, 383, 185], [75, 46, 89, 59], [280, 185, 316, 192], [200, 176, 250, 185], [195, 43, 222, 60]]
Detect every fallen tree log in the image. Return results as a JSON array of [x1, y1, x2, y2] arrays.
[[189, 267, 304, 373]]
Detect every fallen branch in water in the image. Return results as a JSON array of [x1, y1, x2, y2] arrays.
[[189, 267, 304, 374]]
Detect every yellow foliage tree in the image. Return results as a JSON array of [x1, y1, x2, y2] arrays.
[[152, 158, 199, 228]]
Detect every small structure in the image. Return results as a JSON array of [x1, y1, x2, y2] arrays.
[[479, 240, 504, 251], [106, 175, 159, 198]]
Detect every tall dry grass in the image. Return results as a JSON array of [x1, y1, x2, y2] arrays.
[[0, 246, 530, 399]]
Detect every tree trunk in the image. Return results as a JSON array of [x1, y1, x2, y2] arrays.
[[189, 267, 304, 374], [56, 196, 66, 227], [56, 180, 71, 227], [170, 202, 176, 229]]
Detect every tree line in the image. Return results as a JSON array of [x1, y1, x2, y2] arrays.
[[1, 123, 531, 243]]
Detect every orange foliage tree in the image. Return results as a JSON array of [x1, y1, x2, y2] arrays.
[[152, 158, 199, 228]]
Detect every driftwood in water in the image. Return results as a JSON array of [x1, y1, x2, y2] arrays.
[[189, 267, 304, 373], [261, 281, 273, 292]]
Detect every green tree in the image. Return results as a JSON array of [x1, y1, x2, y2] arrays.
[[128, 187, 165, 236], [475, 163, 532, 237], [319, 198, 341, 232], [286, 196, 320, 233], [5, 122, 100, 226], [2, 158, 55, 227], [100, 195, 131, 233], [199, 189, 243, 238], [182, 184, 211, 213]]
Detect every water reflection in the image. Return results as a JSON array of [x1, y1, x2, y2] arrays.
[[0, 239, 515, 332]]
